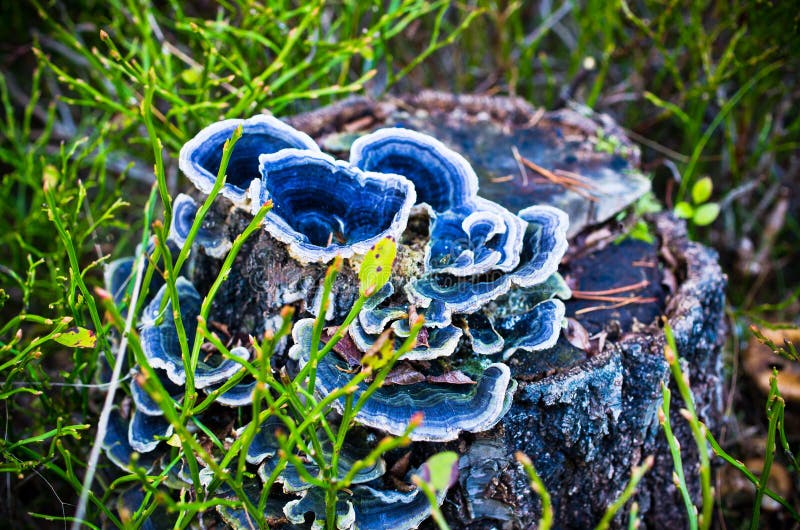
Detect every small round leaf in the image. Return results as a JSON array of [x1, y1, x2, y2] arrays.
[[359, 237, 397, 297], [692, 203, 720, 226], [674, 201, 694, 219], [421, 451, 459, 492], [691, 177, 713, 204], [53, 327, 97, 349]]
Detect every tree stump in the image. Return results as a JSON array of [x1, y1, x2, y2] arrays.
[[199, 92, 726, 528]]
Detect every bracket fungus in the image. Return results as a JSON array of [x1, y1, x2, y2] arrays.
[[104, 113, 571, 529], [140, 279, 250, 388], [426, 197, 526, 276], [179, 114, 319, 207], [350, 127, 479, 212], [282, 482, 449, 530], [253, 149, 416, 263], [170, 193, 232, 258], [289, 318, 515, 441], [238, 417, 386, 495], [102, 246, 256, 469]]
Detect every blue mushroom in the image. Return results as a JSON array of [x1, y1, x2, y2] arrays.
[[353, 282, 459, 360], [235, 416, 385, 494], [128, 409, 173, 454], [283, 484, 447, 530], [465, 311, 505, 355], [407, 202, 569, 319], [357, 283, 410, 334], [106, 276, 255, 462], [283, 465, 453, 530], [289, 318, 515, 442], [140, 278, 250, 387], [253, 149, 416, 263], [493, 298, 566, 360], [179, 114, 320, 207], [169, 193, 231, 258], [102, 407, 159, 472], [104, 239, 181, 313], [350, 127, 479, 212], [426, 197, 526, 276], [104, 115, 574, 530], [350, 318, 463, 361]]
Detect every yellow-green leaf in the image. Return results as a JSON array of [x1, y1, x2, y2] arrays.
[[53, 327, 97, 349], [674, 201, 694, 219], [691, 177, 713, 204], [43, 164, 59, 192], [423, 451, 459, 492], [359, 236, 396, 297], [180, 66, 203, 85], [692, 203, 720, 226]]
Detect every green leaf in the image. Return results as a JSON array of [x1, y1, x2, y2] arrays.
[[53, 327, 97, 349], [643, 91, 691, 126], [42, 164, 59, 192], [180, 66, 203, 86], [359, 236, 397, 297], [692, 203, 720, 226], [674, 201, 694, 219], [633, 192, 663, 215], [628, 220, 655, 244], [423, 451, 459, 492], [691, 177, 713, 204]]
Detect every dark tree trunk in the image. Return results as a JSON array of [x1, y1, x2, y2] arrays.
[[197, 92, 726, 529]]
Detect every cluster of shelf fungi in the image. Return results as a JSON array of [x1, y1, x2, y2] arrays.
[[105, 92, 725, 529]]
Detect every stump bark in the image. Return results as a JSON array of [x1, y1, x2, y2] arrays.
[[200, 92, 726, 529]]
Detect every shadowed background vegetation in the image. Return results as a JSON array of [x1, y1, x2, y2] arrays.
[[0, 0, 798, 528]]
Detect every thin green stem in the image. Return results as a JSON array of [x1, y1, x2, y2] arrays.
[[516, 452, 553, 530], [751, 380, 784, 530], [664, 320, 713, 530], [706, 432, 800, 520], [595, 456, 654, 530], [308, 257, 342, 394], [659, 384, 698, 530], [182, 201, 272, 415], [172, 126, 242, 274]]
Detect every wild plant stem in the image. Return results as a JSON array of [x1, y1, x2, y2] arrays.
[[181, 200, 272, 415], [172, 126, 241, 274], [516, 451, 553, 530], [308, 257, 341, 394], [595, 456, 654, 530], [659, 384, 698, 530], [70, 188, 154, 530], [663, 320, 713, 530], [705, 430, 800, 520], [142, 71, 172, 228], [418, 481, 449, 530], [750, 383, 783, 530]]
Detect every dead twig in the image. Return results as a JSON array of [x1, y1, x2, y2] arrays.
[[574, 296, 657, 315], [490, 175, 514, 183], [514, 149, 599, 202], [572, 279, 649, 298], [511, 145, 529, 187]]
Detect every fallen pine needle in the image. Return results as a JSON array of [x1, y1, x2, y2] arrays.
[[574, 296, 658, 315], [511, 145, 529, 187], [572, 279, 650, 298]]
